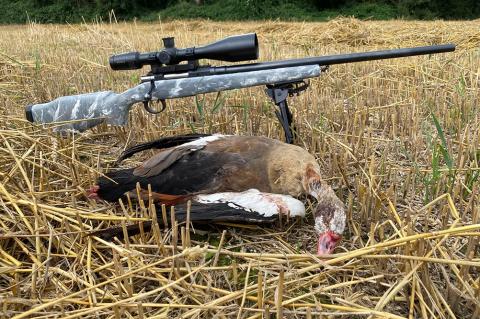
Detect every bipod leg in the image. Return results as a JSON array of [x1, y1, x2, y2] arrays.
[[266, 83, 299, 144], [275, 100, 295, 144]]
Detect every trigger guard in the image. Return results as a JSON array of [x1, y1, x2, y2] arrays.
[[143, 99, 167, 114]]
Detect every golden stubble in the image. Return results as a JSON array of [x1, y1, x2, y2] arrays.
[[0, 17, 479, 318]]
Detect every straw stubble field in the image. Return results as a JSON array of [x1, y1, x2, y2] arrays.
[[0, 18, 479, 318]]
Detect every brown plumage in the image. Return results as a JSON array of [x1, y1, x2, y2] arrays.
[[95, 135, 321, 200], [90, 134, 346, 254]]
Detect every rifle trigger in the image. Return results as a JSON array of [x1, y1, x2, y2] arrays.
[[143, 80, 167, 114]]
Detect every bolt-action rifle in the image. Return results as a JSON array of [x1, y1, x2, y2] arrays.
[[25, 33, 455, 143]]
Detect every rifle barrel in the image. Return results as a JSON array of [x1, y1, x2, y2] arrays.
[[207, 44, 455, 75]]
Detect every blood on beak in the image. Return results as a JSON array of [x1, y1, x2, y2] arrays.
[[317, 231, 341, 255], [87, 185, 100, 200]]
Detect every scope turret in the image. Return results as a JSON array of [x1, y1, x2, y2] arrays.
[[109, 33, 258, 71]]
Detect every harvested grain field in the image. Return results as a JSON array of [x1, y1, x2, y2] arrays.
[[0, 18, 479, 318]]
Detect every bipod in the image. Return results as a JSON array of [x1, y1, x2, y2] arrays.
[[265, 80, 309, 144]]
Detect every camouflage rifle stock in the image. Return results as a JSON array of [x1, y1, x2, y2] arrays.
[[25, 33, 455, 143]]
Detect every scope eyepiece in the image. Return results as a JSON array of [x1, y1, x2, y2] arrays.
[[109, 33, 258, 71]]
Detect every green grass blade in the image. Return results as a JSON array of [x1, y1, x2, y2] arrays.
[[431, 112, 453, 170]]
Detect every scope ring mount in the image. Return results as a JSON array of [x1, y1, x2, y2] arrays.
[[265, 80, 309, 144]]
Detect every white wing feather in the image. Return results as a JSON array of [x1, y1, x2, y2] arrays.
[[195, 189, 305, 218]]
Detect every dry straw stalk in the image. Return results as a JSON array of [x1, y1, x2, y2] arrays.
[[0, 18, 479, 318]]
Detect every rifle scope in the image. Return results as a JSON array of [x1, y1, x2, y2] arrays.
[[109, 33, 258, 70]]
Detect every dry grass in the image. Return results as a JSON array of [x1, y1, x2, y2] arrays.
[[0, 18, 479, 318]]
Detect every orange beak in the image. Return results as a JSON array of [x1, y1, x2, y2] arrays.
[[317, 231, 341, 255]]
